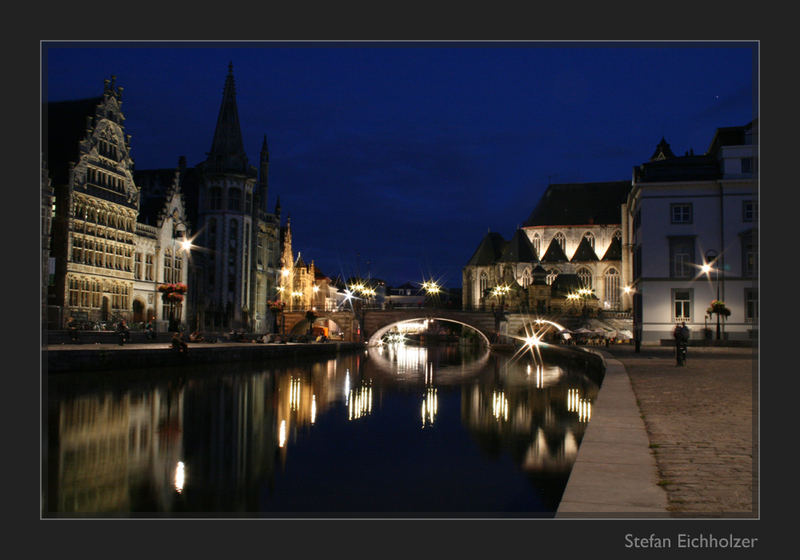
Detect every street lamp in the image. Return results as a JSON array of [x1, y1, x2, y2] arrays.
[[704, 250, 721, 340]]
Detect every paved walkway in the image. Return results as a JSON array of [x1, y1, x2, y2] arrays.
[[559, 344, 757, 518]]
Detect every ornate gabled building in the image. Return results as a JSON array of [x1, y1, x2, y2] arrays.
[[462, 181, 633, 314], [45, 77, 143, 327], [44, 76, 194, 330]]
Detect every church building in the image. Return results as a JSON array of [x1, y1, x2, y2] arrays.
[[462, 181, 633, 315]]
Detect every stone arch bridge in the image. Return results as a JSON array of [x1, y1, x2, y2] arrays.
[[282, 309, 523, 346]]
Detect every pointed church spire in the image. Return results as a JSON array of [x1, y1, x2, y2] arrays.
[[206, 62, 249, 173]]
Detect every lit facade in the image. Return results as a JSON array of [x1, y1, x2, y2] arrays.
[[462, 181, 632, 314], [627, 121, 758, 343], [45, 77, 192, 330], [46, 78, 141, 327]]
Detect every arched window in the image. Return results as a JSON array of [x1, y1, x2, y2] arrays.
[[546, 268, 559, 286], [209, 187, 222, 210], [228, 188, 242, 211], [577, 267, 593, 290], [604, 267, 621, 309], [479, 272, 489, 294], [583, 231, 595, 250], [521, 267, 532, 288], [532, 233, 541, 255], [553, 232, 566, 251], [613, 229, 622, 241]]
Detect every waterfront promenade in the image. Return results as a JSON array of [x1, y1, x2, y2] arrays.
[[607, 344, 757, 516], [559, 344, 757, 517]]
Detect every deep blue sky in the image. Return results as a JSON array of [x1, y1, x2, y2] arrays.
[[42, 42, 756, 288]]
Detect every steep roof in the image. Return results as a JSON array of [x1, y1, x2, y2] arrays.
[[498, 229, 537, 263], [466, 232, 507, 266], [540, 238, 569, 263], [523, 181, 631, 227], [550, 274, 584, 298], [570, 236, 599, 262], [203, 63, 253, 175], [601, 236, 622, 261]]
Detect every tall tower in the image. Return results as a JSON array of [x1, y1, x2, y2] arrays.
[[196, 63, 258, 330]]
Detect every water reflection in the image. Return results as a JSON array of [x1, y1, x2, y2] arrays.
[[44, 342, 600, 516]]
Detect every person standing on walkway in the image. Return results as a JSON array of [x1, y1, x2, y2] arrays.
[[116, 319, 130, 346], [673, 321, 690, 366]]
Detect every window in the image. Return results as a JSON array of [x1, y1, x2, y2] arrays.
[[671, 203, 692, 224], [479, 272, 488, 295], [741, 157, 753, 174], [576, 267, 592, 290], [583, 232, 595, 250], [546, 268, 559, 286], [245, 192, 252, 214], [228, 188, 242, 211], [209, 187, 222, 210], [743, 200, 757, 222], [741, 230, 757, 277], [532, 233, 541, 256], [673, 289, 692, 321], [553, 232, 566, 251], [744, 288, 758, 322], [145, 254, 154, 281], [669, 236, 695, 278], [521, 268, 532, 288], [604, 268, 620, 309]]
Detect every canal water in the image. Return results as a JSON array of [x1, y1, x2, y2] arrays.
[[43, 343, 602, 517]]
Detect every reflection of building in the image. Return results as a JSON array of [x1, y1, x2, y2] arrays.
[[461, 379, 595, 475], [628, 121, 758, 342], [462, 182, 632, 313], [51, 386, 184, 514]]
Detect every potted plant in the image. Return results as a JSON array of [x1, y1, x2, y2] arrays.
[[706, 300, 731, 340]]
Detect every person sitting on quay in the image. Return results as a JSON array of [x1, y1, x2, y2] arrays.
[[171, 331, 188, 353], [144, 320, 156, 341], [67, 316, 80, 344], [116, 319, 130, 346]]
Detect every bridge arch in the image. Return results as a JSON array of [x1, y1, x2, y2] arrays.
[[366, 315, 492, 347]]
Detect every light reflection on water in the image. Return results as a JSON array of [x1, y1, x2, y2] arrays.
[[44, 342, 600, 517]]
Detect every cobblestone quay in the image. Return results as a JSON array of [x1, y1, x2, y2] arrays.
[[605, 344, 757, 517]]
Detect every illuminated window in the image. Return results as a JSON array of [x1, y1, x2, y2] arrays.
[[583, 232, 595, 250], [576, 267, 592, 290], [546, 268, 559, 285], [532, 233, 541, 256], [604, 268, 620, 309], [145, 254, 154, 281], [553, 232, 566, 250], [673, 289, 692, 321], [479, 272, 488, 295]]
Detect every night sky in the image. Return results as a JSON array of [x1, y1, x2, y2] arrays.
[[42, 42, 756, 288]]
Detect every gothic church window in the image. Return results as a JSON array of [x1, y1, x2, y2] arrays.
[[576, 267, 593, 290], [604, 268, 620, 309], [553, 232, 566, 250], [583, 232, 595, 249]]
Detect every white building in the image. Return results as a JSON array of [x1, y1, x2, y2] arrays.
[[627, 120, 758, 343]]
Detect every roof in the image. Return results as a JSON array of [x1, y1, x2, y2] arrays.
[[633, 153, 719, 183], [570, 237, 599, 262], [550, 274, 583, 297], [601, 236, 622, 261], [523, 181, 631, 227], [540, 237, 569, 263], [466, 232, 507, 266], [498, 229, 537, 263], [43, 97, 102, 185]]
